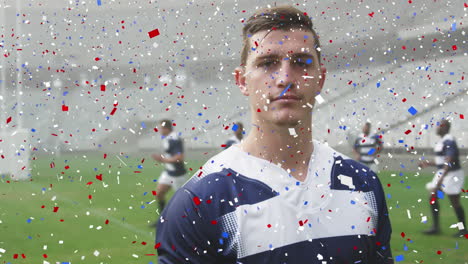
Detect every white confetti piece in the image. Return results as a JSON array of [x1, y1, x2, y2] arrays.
[[132, 254, 139, 258], [288, 128, 297, 136], [337, 175, 355, 189], [407, 209, 411, 219], [94, 250, 100, 256], [421, 216, 427, 223], [315, 94, 324, 104], [0, 248, 5, 253]]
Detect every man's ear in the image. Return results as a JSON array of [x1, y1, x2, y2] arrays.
[[317, 66, 326, 94], [234, 67, 249, 96]]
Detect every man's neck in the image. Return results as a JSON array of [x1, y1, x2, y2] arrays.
[[240, 121, 313, 180]]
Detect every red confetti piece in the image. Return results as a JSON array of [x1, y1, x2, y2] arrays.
[[43, 254, 48, 258], [96, 174, 103, 181], [100, 84, 106, 91], [86, 181, 93, 185], [452, 45, 457, 50], [366, 217, 371, 222], [110, 108, 117, 115], [401, 232, 405, 238], [154, 242, 161, 249], [402, 98, 407, 102], [211, 220, 217, 225], [193, 196, 201, 205], [460, 114, 465, 119], [148, 28, 160, 38], [64, 165, 70, 170], [62, 105, 69, 111], [267, 224, 272, 228], [154, 128, 159, 132], [402, 45, 406, 50], [88, 195, 92, 199], [94, 57, 100, 61], [368, 12, 375, 17], [404, 130, 412, 135], [103, 153, 107, 159], [13, 254, 18, 259], [6, 116, 12, 124], [220, 144, 227, 148], [50, 162, 55, 168], [437, 250, 442, 255], [53, 207, 59, 213], [141, 241, 147, 245], [105, 219, 109, 224], [152, 190, 157, 196], [257, 108, 261, 112]]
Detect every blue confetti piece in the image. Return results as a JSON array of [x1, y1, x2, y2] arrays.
[[31, 128, 36, 132], [452, 23, 456, 31], [350, 200, 356, 205], [306, 58, 312, 64], [27, 218, 32, 223], [403, 244, 408, 251], [141, 122, 146, 128], [97, 0, 101, 5], [395, 255, 404, 262], [437, 190, 444, 199], [367, 148, 376, 155], [221, 232, 228, 238], [232, 124, 238, 131], [376, 82, 380, 88], [279, 83, 292, 97], [408, 106, 418, 115], [137, 165, 143, 169]]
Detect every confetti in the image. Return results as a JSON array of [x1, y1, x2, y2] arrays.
[[148, 29, 160, 38]]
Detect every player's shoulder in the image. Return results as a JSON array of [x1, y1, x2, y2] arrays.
[[321, 142, 382, 192], [442, 134, 457, 144], [181, 147, 277, 205]]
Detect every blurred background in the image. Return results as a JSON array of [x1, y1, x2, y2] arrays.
[[0, 0, 467, 263]]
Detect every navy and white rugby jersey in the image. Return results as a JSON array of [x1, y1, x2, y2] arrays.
[[162, 131, 187, 177], [353, 133, 383, 164], [156, 140, 393, 263], [434, 134, 461, 171]]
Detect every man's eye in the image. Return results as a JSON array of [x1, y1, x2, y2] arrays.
[[259, 60, 277, 68], [293, 59, 308, 67]]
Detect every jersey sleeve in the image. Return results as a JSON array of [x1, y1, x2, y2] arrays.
[[373, 173, 394, 263], [156, 188, 219, 264]]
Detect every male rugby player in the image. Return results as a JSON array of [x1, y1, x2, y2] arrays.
[[353, 122, 383, 172], [419, 119, 466, 237], [156, 5, 393, 263], [152, 119, 187, 211]]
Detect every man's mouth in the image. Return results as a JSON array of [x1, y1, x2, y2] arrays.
[[271, 94, 302, 102]]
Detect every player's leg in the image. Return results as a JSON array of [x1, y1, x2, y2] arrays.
[[423, 190, 441, 234], [155, 183, 171, 211], [156, 171, 174, 211], [448, 194, 467, 237]]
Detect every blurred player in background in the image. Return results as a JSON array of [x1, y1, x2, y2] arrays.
[[224, 122, 244, 149], [156, 5, 393, 263], [152, 119, 187, 211], [419, 119, 466, 237], [353, 122, 383, 172]]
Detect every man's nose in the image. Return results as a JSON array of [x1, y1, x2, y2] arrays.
[[275, 61, 295, 89]]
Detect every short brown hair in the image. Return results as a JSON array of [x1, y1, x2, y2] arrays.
[[241, 5, 321, 66], [160, 119, 173, 130]]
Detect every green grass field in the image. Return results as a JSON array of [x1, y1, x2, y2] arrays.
[[0, 153, 467, 263]]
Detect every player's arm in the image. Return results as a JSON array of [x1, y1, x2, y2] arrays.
[[352, 138, 361, 160], [418, 159, 436, 168], [156, 188, 218, 264], [375, 135, 383, 155], [154, 153, 184, 163]]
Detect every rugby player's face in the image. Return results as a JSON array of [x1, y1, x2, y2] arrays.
[[235, 29, 326, 127]]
